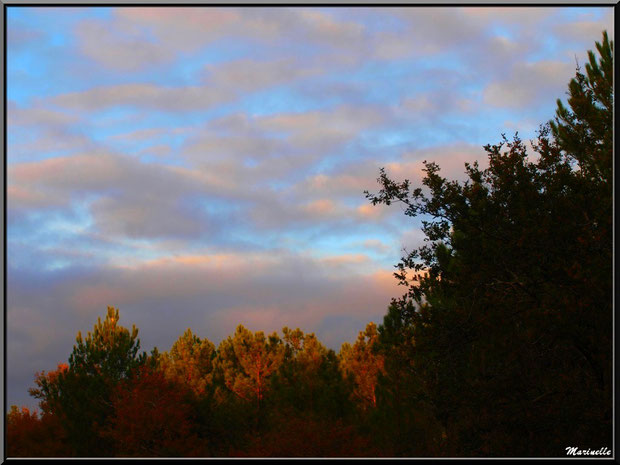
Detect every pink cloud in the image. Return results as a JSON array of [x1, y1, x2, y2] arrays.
[[318, 253, 369, 267], [303, 198, 337, 216], [356, 203, 385, 220], [117, 7, 239, 26]]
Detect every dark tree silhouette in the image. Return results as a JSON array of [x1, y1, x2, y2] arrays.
[[9, 32, 612, 460], [365, 31, 613, 456]]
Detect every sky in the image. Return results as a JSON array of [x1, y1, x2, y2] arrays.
[[5, 6, 613, 410]]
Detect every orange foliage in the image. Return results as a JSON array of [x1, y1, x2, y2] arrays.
[[6, 406, 71, 457], [340, 322, 385, 410], [217, 325, 284, 408], [159, 328, 215, 397], [100, 366, 205, 457], [28, 363, 69, 415]]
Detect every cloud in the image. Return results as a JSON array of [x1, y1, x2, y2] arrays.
[[7, 102, 96, 162], [138, 144, 173, 158], [74, 8, 240, 71], [8, 153, 217, 240], [360, 238, 393, 254], [257, 104, 389, 150], [178, 104, 392, 201], [90, 195, 210, 240], [483, 60, 575, 109], [398, 90, 477, 120], [460, 6, 555, 25], [553, 11, 614, 48], [114, 7, 244, 48], [75, 7, 367, 73], [7, 103, 77, 127], [7, 5, 614, 413], [399, 228, 427, 252], [10, 154, 126, 201], [8, 129, 95, 163], [50, 83, 233, 112], [7, 21, 44, 50], [303, 198, 338, 217], [75, 19, 175, 71], [204, 57, 322, 93], [356, 203, 384, 220], [46, 55, 350, 116], [401, 143, 489, 181], [181, 113, 288, 167], [294, 9, 365, 48], [7, 248, 402, 409], [6, 185, 58, 211], [8, 138, 391, 248], [295, 158, 384, 199], [109, 127, 169, 142], [371, 8, 484, 60]]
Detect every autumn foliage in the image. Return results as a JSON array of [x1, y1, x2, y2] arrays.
[[100, 366, 204, 457], [10, 308, 384, 458], [7, 33, 612, 458], [6, 406, 71, 457]]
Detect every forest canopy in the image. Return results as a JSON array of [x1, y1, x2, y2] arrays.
[[7, 31, 613, 458]]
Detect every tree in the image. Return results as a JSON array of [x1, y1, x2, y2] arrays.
[[29, 307, 147, 456], [339, 322, 384, 411], [100, 366, 204, 457], [214, 325, 285, 411], [6, 405, 71, 457], [365, 32, 612, 456], [233, 412, 380, 457], [159, 328, 216, 398], [551, 30, 613, 184], [368, 301, 444, 456], [28, 363, 68, 416], [272, 328, 327, 410], [268, 327, 354, 422], [69, 306, 147, 382]]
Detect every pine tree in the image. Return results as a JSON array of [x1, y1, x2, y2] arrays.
[[365, 31, 613, 456], [159, 328, 216, 397], [339, 322, 384, 411], [29, 307, 147, 456], [270, 327, 351, 418], [551, 30, 613, 183], [215, 325, 284, 411], [70, 306, 146, 382]]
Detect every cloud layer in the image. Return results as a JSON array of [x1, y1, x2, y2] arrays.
[[6, 6, 613, 410]]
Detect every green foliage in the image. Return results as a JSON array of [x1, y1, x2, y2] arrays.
[[29, 307, 147, 456], [550, 30, 613, 183], [70, 306, 147, 382], [269, 328, 354, 420]]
